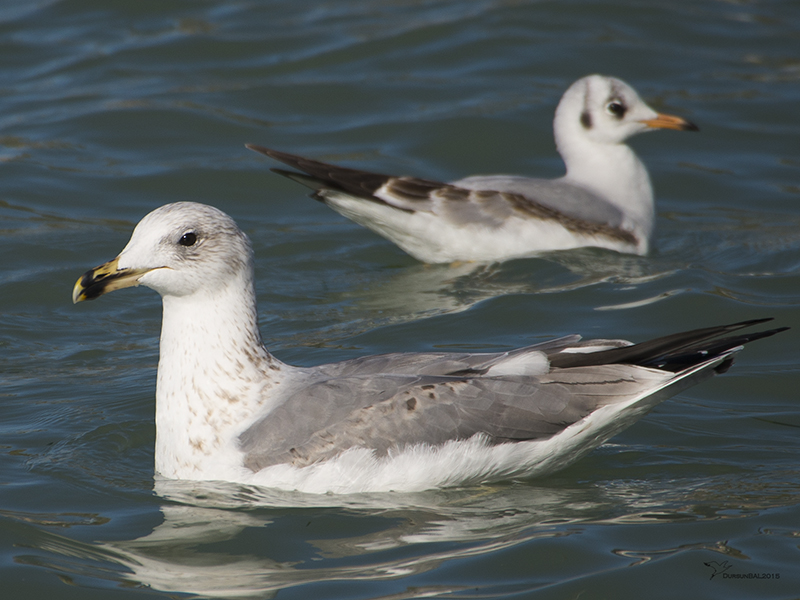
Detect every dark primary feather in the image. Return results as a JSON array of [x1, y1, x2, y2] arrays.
[[548, 318, 787, 372], [247, 145, 399, 200]]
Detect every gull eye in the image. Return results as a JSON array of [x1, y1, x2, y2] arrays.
[[179, 231, 197, 247], [605, 101, 626, 118]]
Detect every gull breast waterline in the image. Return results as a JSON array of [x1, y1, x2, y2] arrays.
[[248, 74, 698, 264], [72, 202, 784, 494]]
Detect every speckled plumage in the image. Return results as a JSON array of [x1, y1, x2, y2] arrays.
[[72, 202, 783, 493]]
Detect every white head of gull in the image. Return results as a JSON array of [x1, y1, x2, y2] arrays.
[[248, 74, 698, 263], [73, 202, 783, 494]]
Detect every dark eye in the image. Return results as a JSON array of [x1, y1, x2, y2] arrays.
[[179, 231, 197, 247], [606, 101, 626, 117]]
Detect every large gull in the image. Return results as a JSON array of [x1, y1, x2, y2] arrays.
[[72, 202, 784, 494], [248, 74, 698, 263]]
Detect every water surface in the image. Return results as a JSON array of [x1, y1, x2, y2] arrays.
[[1, 1, 799, 598]]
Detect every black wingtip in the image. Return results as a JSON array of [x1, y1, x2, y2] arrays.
[[549, 318, 787, 372], [246, 144, 286, 161], [247, 145, 399, 201]]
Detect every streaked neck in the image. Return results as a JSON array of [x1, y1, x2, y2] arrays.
[[154, 276, 285, 478]]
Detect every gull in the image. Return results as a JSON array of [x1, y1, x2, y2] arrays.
[[247, 74, 698, 263], [72, 202, 783, 494]]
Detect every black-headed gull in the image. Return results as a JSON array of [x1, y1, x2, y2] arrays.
[[249, 75, 698, 263]]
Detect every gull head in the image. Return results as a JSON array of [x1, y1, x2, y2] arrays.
[[554, 74, 698, 148], [73, 202, 253, 303]]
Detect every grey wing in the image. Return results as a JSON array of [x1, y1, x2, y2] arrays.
[[369, 179, 635, 246], [453, 175, 627, 230], [312, 335, 586, 379], [240, 364, 659, 471], [240, 374, 411, 470]]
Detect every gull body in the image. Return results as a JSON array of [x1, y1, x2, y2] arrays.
[[249, 75, 698, 263], [73, 203, 782, 494]]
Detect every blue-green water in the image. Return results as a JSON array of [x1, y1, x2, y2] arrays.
[[2, 1, 799, 598]]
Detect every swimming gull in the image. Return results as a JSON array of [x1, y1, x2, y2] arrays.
[[72, 202, 784, 494], [247, 74, 698, 263]]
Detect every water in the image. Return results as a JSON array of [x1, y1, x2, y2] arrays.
[[2, 0, 799, 597]]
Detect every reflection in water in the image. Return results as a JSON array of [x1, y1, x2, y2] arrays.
[[7, 479, 612, 598], [293, 207, 800, 341], [7, 471, 800, 598], [11, 474, 795, 599], [347, 250, 674, 320], [297, 249, 680, 344]]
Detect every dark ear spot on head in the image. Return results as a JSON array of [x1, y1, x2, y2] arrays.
[[580, 111, 592, 129]]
